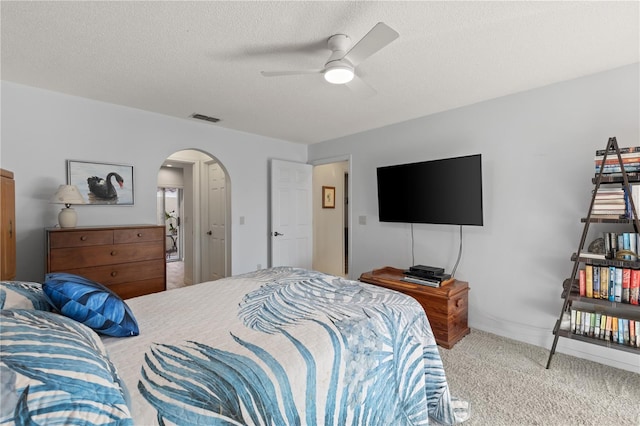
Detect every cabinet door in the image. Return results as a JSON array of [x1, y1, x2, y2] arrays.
[[1, 171, 16, 280]]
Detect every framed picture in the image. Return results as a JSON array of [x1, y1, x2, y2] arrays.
[[322, 186, 336, 208], [67, 160, 134, 205]]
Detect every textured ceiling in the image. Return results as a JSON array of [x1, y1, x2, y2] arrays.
[[2, 1, 639, 144]]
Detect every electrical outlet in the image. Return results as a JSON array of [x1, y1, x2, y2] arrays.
[[359, 215, 367, 225]]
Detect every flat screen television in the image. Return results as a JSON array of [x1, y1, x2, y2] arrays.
[[376, 154, 483, 226]]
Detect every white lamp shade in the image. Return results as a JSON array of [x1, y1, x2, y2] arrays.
[[50, 185, 86, 205]]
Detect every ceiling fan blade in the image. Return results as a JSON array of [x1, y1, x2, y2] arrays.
[[261, 69, 323, 77], [345, 75, 377, 98], [343, 22, 399, 67]]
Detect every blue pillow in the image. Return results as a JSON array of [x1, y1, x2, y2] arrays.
[[0, 309, 133, 425], [0, 281, 52, 311], [43, 272, 139, 337]]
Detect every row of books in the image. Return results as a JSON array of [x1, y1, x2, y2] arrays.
[[579, 265, 640, 304], [592, 188, 626, 217], [594, 146, 640, 176], [570, 309, 640, 348], [590, 185, 640, 219], [602, 231, 639, 261]]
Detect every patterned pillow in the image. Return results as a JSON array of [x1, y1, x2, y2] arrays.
[[43, 272, 139, 337], [0, 309, 133, 425], [0, 281, 52, 311]]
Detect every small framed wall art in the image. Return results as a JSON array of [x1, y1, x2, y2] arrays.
[[322, 186, 336, 209], [67, 160, 134, 205]]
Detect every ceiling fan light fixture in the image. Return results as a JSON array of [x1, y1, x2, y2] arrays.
[[324, 65, 354, 84]]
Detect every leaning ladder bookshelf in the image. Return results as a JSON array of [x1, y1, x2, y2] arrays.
[[546, 136, 640, 369]]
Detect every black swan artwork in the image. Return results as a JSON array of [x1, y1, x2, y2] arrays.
[[87, 172, 124, 200]]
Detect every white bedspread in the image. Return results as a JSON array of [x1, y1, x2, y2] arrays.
[[102, 267, 468, 425]]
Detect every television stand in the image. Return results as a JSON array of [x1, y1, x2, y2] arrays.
[[359, 266, 470, 349]]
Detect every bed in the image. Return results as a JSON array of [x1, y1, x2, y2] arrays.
[[1, 267, 470, 425]]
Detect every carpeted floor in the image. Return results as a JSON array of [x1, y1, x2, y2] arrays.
[[436, 329, 639, 426]]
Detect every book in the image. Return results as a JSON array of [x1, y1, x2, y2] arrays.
[[630, 269, 640, 305], [599, 266, 609, 300], [605, 315, 612, 341], [592, 266, 600, 299], [612, 316, 618, 342], [624, 319, 631, 345], [579, 269, 586, 297], [589, 313, 596, 337], [570, 309, 577, 333], [595, 156, 640, 165], [585, 265, 593, 298], [630, 320, 636, 347], [595, 146, 640, 156], [622, 268, 631, 303], [614, 268, 623, 302], [618, 318, 624, 344], [599, 314, 607, 339], [609, 266, 616, 302], [590, 214, 626, 219], [579, 251, 606, 260], [594, 312, 601, 338]]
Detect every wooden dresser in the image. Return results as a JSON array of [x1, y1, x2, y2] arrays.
[[46, 225, 166, 299], [1, 169, 16, 280], [359, 266, 470, 349]]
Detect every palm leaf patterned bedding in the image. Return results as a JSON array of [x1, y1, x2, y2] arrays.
[[101, 267, 469, 425]]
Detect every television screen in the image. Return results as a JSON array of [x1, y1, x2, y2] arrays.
[[376, 154, 483, 226]]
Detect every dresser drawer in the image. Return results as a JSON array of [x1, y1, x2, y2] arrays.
[[107, 277, 166, 299], [49, 241, 165, 270], [49, 230, 113, 248], [114, 227, 164, 244], [60, 259, 165, 286]]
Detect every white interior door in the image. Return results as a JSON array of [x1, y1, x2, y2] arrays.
[[270, 159, 313, 268], [203, 162, 226, 281]]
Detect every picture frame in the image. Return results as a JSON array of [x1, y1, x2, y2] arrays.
[[322, 186, 336, 209], [67, 160, 134, 205]]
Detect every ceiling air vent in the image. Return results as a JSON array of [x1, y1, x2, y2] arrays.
[[190, 113, 220, 123]]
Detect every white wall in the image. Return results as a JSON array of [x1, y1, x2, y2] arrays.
[[1, 81, 306, 280], [309, 63, 640, 372]]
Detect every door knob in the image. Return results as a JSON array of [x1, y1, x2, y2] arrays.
[[206, 231, 212, 235], [273, 231, 284, 237]]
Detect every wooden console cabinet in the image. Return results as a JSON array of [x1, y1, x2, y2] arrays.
[[359, 266, 470, 349], [46, 225, 166, 299]]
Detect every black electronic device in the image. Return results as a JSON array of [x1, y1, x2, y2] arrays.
[[409, 265, 444, 276], [376, 154, 483, 226]]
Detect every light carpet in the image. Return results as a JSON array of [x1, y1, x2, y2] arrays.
[[436, 329, 639, 426]]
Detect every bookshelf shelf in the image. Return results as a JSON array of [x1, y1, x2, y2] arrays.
[[547, 137, 640, 369], [555, 329, 640, 355], [562, 279, 640, 311]]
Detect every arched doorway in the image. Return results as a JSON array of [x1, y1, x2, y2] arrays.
[[158, 149, 231, 288]]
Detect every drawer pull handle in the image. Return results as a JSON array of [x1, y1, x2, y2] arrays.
[[111, 250, 117, 256], [80, 236, 87, 241], [111, 271, 117, 277], [137, 233, 143, 237]]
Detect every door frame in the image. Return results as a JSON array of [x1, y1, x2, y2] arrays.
[[310, 155, 353, 279], [160, 150, 231, 285]]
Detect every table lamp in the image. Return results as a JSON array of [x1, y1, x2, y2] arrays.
[[50, 184, 85, 228]]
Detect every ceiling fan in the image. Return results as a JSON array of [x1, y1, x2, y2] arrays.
[[261, 22, 399, 95]]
